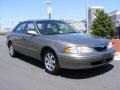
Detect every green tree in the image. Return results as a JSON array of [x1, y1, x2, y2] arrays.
[[91, 9, 116, 39]]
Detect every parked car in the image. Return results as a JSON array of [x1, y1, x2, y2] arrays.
[[7, 20, 116, 74]]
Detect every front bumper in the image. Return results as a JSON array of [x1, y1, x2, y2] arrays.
[[57, 48, 116, 69]]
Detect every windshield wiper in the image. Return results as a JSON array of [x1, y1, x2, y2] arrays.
[[68, 32, 80, 33], [44, 32, 59, 35]]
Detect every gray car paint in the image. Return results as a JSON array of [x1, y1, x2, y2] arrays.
[[7, 20, 116, 69]]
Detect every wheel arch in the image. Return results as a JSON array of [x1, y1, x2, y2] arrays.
[[8, 40, 12, 48], [40, 46, 57, 61]]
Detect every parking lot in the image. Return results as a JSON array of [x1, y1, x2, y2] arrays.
[[0, 36, 120, 90]]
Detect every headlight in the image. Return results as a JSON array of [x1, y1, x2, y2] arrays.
[[64, 47, 79, 54], [64, 47, 93, 54], [107, 42, 113, 49], [78, 47, 93, 53]]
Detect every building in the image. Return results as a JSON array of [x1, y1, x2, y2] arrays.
[[109, 10, 120, 28], [88, 6, 104, 32], [67, 20, 86, 33]]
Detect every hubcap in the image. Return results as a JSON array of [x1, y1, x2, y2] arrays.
[[9, 45, 14, 56], [45, 53, 56, 71]]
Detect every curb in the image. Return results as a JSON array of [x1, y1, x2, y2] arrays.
[[114, 52, 120, 61]]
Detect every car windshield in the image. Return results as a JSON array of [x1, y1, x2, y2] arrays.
[[36, 21, 80, 35]]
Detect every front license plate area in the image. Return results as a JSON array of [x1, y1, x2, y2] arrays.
[[103, 54, 109, 60], [103, 54, 113, 62]]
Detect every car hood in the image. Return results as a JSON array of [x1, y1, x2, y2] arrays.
[[45, 33, 109, 47]]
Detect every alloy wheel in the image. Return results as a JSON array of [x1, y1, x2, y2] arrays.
[[45, 53, 56, 72], [9, 44, 14, 56]]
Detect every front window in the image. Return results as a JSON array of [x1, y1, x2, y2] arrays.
[[27, 23, 36, 31], [36, 21, 80, 35]]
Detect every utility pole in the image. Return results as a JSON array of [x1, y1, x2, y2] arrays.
[[0, 18, 1, 31], [86, 0, 89, 34], [11, 21, 14, 29], [0, 23, 1, 31]]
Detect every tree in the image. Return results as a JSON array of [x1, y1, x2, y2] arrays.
[[91, 9, 116, 39]]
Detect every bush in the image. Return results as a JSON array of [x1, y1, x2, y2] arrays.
[[91, 10, 116, 39]]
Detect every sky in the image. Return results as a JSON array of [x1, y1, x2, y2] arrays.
[[0, 0, 120, 29]]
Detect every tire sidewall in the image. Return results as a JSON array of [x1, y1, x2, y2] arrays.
[[43, 50, 60, 74], [9, 43, 16, 57]]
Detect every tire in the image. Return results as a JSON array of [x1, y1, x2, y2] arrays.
[[9, 43, 17, 57], [43, 50, 60, 74]]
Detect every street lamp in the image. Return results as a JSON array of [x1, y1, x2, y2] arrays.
[[45, 0, 52, 19]]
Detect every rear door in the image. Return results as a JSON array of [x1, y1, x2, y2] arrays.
[[12, 23, 27, 53]]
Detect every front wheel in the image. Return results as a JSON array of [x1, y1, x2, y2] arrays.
[[43, 50, 60, 74]]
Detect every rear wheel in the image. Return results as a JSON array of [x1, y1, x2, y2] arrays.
[[9, 43, 17, 57], [43, 50, 60, 74]]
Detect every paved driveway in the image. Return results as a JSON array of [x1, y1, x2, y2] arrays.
[[0, 36, 120, 90]]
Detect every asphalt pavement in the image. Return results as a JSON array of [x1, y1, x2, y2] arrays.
[[0, 36, 120, 90]]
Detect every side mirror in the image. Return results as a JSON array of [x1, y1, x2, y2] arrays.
[[27, 30, 38, 36]]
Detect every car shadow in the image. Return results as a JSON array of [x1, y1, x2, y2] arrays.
[[16, 54, 44, 69], [60, 64, 114, 79], [16, 54, 114, 79]]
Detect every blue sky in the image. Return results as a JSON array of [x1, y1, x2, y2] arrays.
[[0, 0, 120, 28]]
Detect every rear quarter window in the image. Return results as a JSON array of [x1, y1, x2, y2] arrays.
[[13, 23, 26, 33]]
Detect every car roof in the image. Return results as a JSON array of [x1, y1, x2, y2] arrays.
[[20, 19, 64, 23]]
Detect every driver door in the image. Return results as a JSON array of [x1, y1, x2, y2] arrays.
[[22, 22, 40, 59]]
